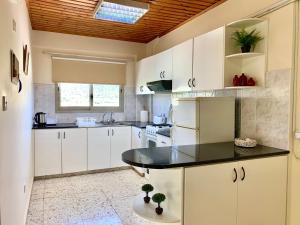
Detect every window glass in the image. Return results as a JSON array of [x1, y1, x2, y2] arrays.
[[59, 83, 90, 107], [93, 84, 120, 107]]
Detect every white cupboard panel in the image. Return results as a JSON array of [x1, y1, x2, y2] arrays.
[[237, 156, 287, 225], [35, 129, 62, 176], [193, 27, 225, 90], [136, 57, 155, 95], [173, 98, 199, 129], [62, 128, 87, 173], [172, 39, 193, 92], [185, 162, 238, 225], [111, 126, 132, 167], [155, 48, 173, 80], [88, 127, 111, 170], [172, 126, 199, 146]]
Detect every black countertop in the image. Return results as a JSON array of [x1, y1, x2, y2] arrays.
[[32, 121, 153, 129], [122, 142, 289, 169]]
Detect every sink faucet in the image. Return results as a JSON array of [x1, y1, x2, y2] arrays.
[[109, 112, 115, 123], [102, 113, 107, 123]]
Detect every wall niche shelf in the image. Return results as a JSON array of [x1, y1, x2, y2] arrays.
[[225, 52, 264, 59], [133, 195, 180, 223], [224, 18, 268, 88]]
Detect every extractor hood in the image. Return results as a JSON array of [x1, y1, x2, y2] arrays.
[[146, 80, 172, 92]]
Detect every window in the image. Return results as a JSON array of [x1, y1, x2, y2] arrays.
[[56, 83, 124, 112]]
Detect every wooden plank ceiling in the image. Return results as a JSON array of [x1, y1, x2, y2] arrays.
[[27, 0, 226, 43]]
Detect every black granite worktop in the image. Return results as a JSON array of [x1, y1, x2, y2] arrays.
[[122, 142, 289, 169], [32, 121, 154, 129]]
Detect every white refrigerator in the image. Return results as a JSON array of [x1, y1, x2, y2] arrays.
[[172, 97, 235, 146]]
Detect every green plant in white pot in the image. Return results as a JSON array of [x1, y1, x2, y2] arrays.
[[152, 193, 166, 215], [232, 28, 263, 53]]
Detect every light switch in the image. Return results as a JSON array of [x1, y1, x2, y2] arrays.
[[2, 96, 7, 111]]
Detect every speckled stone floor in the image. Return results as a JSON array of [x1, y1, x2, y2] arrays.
[[26, 169, 153, 225]]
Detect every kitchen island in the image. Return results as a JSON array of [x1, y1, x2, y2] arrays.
[[122, 142, 289, 225]]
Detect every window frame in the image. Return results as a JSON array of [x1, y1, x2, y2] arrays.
[[55, 83, 124, 113]]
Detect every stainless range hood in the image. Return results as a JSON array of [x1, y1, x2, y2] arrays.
[[146, 80, 172, 92]]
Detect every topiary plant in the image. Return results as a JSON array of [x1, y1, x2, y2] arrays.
[[152, 193, 166, 215], [232, 28, 263, 53], [142, 184, 154, 204]]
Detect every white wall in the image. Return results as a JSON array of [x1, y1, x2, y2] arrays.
[[0, 0, 34, 225]]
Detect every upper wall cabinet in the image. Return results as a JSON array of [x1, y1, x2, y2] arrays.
[[172, 39, 194, 92], [136, 56, 155, 95], [155, 48, 173, 80], [193, 27, 225, 91], [224, 18, 268, 88]]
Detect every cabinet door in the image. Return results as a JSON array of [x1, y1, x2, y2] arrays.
[[111, 126, 132, 167], [87, 127, 110, 170], [131, 127, 142, 149], [136, 58, 155, 95], [155, 48, 173, 80], [185, 162, 238, 225], [62, 128, 87, 173], [35, 129, 62, 176], [193, 27, 225, 91], [172, 39, 194, 92], [237, 156, 287, 225]]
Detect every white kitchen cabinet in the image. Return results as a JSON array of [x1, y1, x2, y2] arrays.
[[185, 162, 238, 225], [111, 126, 132, 167], [155, 48, 173, 80], [131, 127, 146, 149], [136, 57, 155, 95], [88, 127, 111, 170], [193, 27, 225, 91], [237, 156, 287, 225], [184, 156, 287, 225], [157, 134, 172, 147], [172, 39, 194, 92], [35, 129, 62, 176], [131, 127, 146, 174], [61, 128, 87, 173]]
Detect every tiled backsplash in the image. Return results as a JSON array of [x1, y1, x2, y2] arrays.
[[239, 69, 291, 150], [34, 84, 150, 123]]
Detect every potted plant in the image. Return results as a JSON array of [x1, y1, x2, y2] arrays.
[[152, 193, 166, 215], [142, 184, 154, 204], [232, 28, 263, 53]]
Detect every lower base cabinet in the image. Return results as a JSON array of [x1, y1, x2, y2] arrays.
[[62, 129, 87, 173], [88, 127, 111, 170], [184, 156, 287, 225], [35, 129, 62, 176], [110, 126, 132, 167]]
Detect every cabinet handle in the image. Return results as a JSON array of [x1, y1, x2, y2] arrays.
[[112, 129, 114, 136], [233, 168, 237, 183], [58, 132, 60, 139], [63, 132, 66, 139], [160, 72, 162, 79], [188, 79, 192, 87], [138, 131, 141, 138], [162, 71, 165, 78], [108, 129, 110, 136], [192, 78, 196, 87], [241, 167, 246, 181], [161, 141, 167, 144]]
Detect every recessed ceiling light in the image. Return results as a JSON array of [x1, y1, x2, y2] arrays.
[[94, 0, 149, 24]]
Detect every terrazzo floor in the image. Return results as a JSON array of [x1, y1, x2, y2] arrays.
[[26, 169, 154, 225]]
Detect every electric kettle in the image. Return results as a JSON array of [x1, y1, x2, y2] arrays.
[[34, 112, 47, 126]]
